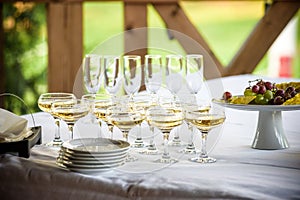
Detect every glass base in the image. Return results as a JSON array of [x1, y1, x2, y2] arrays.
[[154, 154, 178, 164], [46, 139, 63, 147], [169, 136, 182, 146], [139, 145, 160, 155], [125, 154, 138, 162], [179, 145, 199, 154], [189, 156, 216, 163], [131, 138, 145, 148]]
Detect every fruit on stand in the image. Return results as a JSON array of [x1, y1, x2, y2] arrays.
[[222, 79, 300, 105]]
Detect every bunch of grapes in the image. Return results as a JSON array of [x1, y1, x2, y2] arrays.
[[244, 79, 298, 105]]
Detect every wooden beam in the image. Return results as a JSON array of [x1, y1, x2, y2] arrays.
[[47, 2, 83, 97], [124, 2, 147, 90], [0, 3, 4, 107], [153, 2, 225, 79], [224, 1, 300, 76]]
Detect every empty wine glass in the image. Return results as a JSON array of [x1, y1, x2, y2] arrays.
[[147, 103, 183, 163], [82, 54, 103, 94], [144, 54, 163, 104], [165, 55, 185, 102], [186, 54, 204, 96], [123, 55, 142, 102], [185, 106, 225, 163], [103, 55, 123, 102], [51, 99, 89, 140], [38, 93, 76, 146]]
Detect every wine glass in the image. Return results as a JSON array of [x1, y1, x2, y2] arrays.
[[144, 54, 163, 104], [82, 54, 103, 94], [51, 99, 89, 140], [147, 103, 184, 163], [185, 106, 225, 163], [103, 55, 123, 102], [123, 55, 142, 102], [186, 54, 204, 96], [165, 55, 185, 102], [38, 93, 76, 146], [107, 104, 145, 162], [180, 102, 211, 154], [81, 94, 113, 138]]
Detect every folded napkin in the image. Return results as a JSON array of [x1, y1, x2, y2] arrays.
[[0, 108, 33, 142]]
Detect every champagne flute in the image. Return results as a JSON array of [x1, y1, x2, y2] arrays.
[[81, 94, 113, 138], [107, 104, 145, 162], [38, 93, 76, 146], [123, 55, 142, 102], [147, 103, 184, 163], [180, 102, 211, 154], [144, 54, 163, 104], [186, 54, 204, 96], [185, 106, 225, 163], [165, 55, 185, 102], [103, 55, 123, 102], [51, 99, 89, 140], [82, 54, 103, 94]]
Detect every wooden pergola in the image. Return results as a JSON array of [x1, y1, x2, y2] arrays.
[[0, 0, 299, 96]]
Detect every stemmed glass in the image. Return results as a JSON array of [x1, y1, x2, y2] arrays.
[[165, 55, 185, 146], [103, 55, 123, 102], [51, 99, 89, 140], [38, 93, 76, 146], [185, 106, 225, 163], [81, 94, 113, 138], [107, 104, 145, 161], [82, 54, 103, 94], [123, 55, 142, 102], [185, 54, 204, 97], [147, 103, 184, 163], [144, 54, 163, 104], [180, 102, 211, 154]]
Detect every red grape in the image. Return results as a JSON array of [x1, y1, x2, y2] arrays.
[[258, 85, 266, 94], [252, 85, 259, 93], [273, 96, 284, 105], [223, 91, 232, 100], [285, 86, 295, 94], [275, 89, 285, 97], [264, 81, 273, 90]]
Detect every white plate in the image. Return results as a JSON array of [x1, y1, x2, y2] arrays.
[[62, 138, 130, 154], [212, 98, 300, 111], [59, 150, 128, 161], [57, 158, 124, 169], [57, 154, 127, 165]]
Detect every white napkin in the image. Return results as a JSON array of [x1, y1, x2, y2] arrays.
[[0, 108, 33, 142]]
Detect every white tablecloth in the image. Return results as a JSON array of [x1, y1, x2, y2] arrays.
[[1, 74, 300, 199]]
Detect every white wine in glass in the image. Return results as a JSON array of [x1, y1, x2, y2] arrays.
[[51, 99, 89, 140], [147, 104, 183, 163], [38, 93, 76, 146], [185, 107, 225, 163]]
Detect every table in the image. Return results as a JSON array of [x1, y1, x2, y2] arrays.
[[1, 74, 300, 199]]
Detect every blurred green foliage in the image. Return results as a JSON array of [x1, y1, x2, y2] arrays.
[[3, 2, 47, 115]]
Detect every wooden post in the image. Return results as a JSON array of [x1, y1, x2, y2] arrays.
[[124, 1, 147, 90], [0, 3, 4, 107], [47, 2, 83, 97]]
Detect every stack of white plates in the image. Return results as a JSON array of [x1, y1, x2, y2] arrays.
[[56, 138, 130, 173]]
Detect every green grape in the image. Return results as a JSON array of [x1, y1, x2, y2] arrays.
[[264, 90, 274, 101], [244, 89, 256, 96], [255, 94, 268, 105]]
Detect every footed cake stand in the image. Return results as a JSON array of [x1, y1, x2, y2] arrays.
[[212, 99, 300, 150]]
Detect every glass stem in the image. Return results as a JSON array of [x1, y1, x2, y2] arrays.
[[68, 124, 74, 140], [200, 131, 208, 158], [108, 124, 114, 139], [54, 117, 61, 141], [98, 120, 103, 138], [148, 126, 156, 150], [187, 123, 195, 148], [162, 132, 170, 159], [123, 131, 129, 142]]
